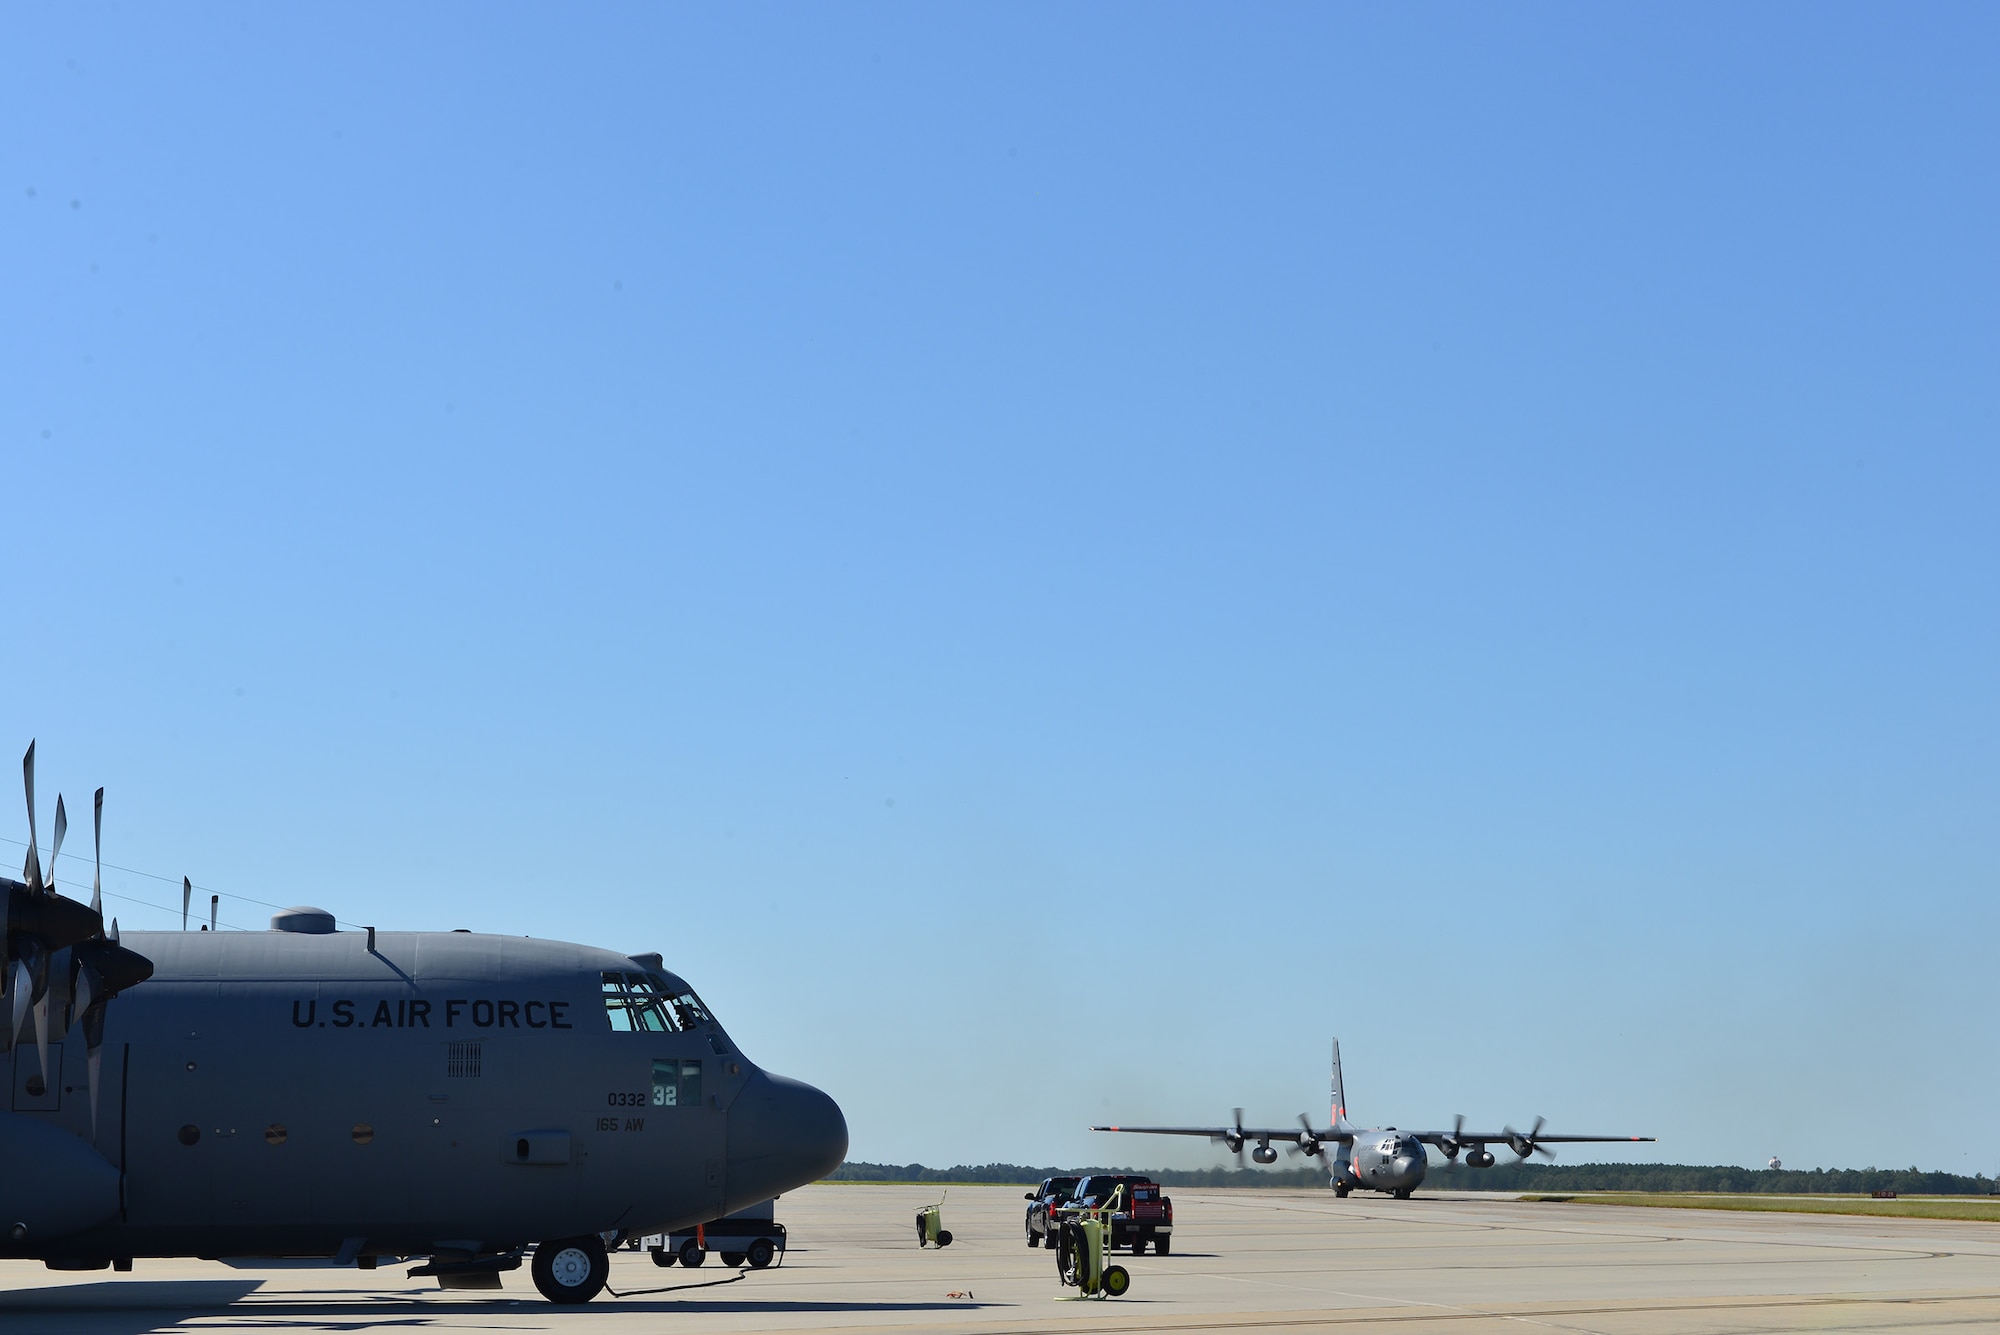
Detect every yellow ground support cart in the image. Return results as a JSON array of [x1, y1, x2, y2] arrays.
[[1053, 1184, 1132, 1298], [915, 1191, 954, 1248]]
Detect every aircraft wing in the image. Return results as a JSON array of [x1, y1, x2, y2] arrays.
[[1412, 1131, 1656, 1147], [1091, 1124, 1354, 1144]]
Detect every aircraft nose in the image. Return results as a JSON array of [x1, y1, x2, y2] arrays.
[[726, 1069, 848, 1208]]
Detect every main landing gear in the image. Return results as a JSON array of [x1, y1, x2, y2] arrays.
[[531, 1235, 610, 1304]]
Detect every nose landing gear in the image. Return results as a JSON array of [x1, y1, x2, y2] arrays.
[[531, 1235, 610, 1304]]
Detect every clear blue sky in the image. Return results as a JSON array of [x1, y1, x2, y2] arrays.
[[4, 4, 1995, 1175]]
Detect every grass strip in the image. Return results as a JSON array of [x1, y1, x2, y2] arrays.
[[1523, 1193, 2000, 1221]]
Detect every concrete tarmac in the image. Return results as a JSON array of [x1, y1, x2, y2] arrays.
[[4, 1183, 1998, 1333]]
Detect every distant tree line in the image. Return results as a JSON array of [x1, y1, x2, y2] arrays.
[[826, 1160, 1998, 1195], [824, 1161, 1329, 1187]]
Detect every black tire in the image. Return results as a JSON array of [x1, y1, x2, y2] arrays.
[[531, 1236, 609, 1305], [679, 1240, 706, 1268], [649, 1248, 673, 1268], [1393, 1188, 1411, 1200], [1056, 1223, 1078, 1284], [1130, 1236, 1147, 1255], [720, 1251, 745, 1267], [936, 1230, 953, 1247], [1155, 1236, 1171, 1256], [1334, 1184, 1350, 1198], [1103, 1264, 1131, 1297], [1027, 1230, 1039, 1247], [746, 1238, 775, 1269]]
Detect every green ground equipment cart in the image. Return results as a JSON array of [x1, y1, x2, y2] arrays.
[[915, 1191, 954, 1248], [1054, 1184, 1132, 1298]]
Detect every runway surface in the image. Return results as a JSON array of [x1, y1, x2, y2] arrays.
[[4, 1183, 1998, 1333]]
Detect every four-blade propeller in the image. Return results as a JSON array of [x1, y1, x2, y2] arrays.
[[3, 742, 156, 1132], [1505, 1115, 1556, 1162]]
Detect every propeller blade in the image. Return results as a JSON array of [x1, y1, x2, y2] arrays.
[[22, 741, 41, 894], [182, 876, 191, 931], [74, 960, 97, 1019], [83, 1003, 106, 1135], [91, 787, 103, 916], [10, 958, 31, 1043], [49, 794, 67, 890], [31, 989, 49, 1086]]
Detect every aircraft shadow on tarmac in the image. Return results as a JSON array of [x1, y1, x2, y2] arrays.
[[0, 1279, 993, 1333], [0, 1280, 266, 1335]]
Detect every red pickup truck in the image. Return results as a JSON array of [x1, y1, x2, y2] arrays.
[[1070, 1174, 1174, 1255]]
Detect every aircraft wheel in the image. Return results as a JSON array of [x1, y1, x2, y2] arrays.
[[1155, 1236, 1171, 1256], [1103, 1264, 1131, 1297], [1334, 1184, 1350, 1198], [746, 1238, 775, 1269], [679, 1240, 706, 1267], [1393, 1188, 1411, 1200], [531, 1236, 609, 1304], [649, 1248, 673, 1268]]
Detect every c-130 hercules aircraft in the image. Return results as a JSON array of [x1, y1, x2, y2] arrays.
[[0, 743, 847, 1303], [1095, 1040, 1651, 1198]]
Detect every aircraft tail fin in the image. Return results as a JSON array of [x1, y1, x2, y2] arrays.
[[1331, 1038, 1349, 1131]]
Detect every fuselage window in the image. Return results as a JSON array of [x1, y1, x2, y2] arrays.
[[652, 1057, 703, 1107]]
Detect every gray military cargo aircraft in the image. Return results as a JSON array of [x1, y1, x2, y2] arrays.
[[0, 743, 847, 1303], [1094, 1039, 1651, 1198]]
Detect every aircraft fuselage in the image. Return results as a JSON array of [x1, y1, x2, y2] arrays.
[[1336, 1129, 1427, 1195], [0, 926, 846, 1266]]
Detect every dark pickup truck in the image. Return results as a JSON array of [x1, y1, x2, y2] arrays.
[[1036, 1174, 1173, 1255], [1024, 1175, 1081, 1248]]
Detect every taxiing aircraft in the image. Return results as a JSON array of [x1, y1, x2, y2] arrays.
[[0, 743, 847, 1303], [1094, 1039, 1651, 1198]]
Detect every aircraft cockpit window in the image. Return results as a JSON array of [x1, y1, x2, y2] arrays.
[[601, 971, 675, 1032], [600, 970, 716, 1032], [647, 973, 714, 1030]]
